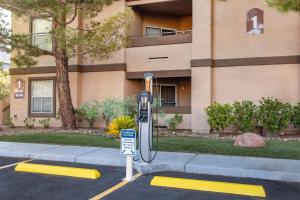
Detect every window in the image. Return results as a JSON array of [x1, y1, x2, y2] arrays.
[[153, 85, 176, 107], [161, 28, 176, 36], [29, 78, 55, 116], [146, 27, 161, 37], [146, 26, 176, 37], [31, 18, 52, 51]]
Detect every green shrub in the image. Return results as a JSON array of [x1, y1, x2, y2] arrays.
[[122, 96, 137, 118], [292, 103, 300, 127], [106, 116, 137, 137], [75, 100, 101, 128], [100, 96, 136, 126], [258, 97, 293, 135], [24, 117, 35, 129], [39, 118, 51, 128], [165, 113, 184, 131], [0, 64, 9, 101], [232, 100, 258, 133], [5, 114, 17, 128], [206, 102, 234, 132]]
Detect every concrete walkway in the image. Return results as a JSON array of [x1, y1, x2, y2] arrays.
[[0, 141, 299, 183]]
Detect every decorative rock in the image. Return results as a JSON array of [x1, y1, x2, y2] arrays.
[[234, 133, 266, 148]]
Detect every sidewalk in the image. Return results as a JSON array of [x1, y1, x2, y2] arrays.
[[0, 141, 299, 183]]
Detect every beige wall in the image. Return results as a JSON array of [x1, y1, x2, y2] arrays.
[[9, 73, 61, 127], [126, 43, 192, 72], [191, 67, 212, 132], [213, 64, 300, 104], [9, 71, 127, 128], [192, 0, 212, 59], [80, 0, 126, 66], [213, 0, 300, 59], [9, 0, 300, 132], [156, 114, 191, 130], [78, 71, 126, 127]]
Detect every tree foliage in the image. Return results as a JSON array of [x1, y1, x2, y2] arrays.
[[266, 0, 300, 12], [0, 63, 9, 101], [0, 0, 133, 67], [0, 0, 133, 129]]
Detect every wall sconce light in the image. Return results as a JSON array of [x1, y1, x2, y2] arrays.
[[181, 85, 186, 90]]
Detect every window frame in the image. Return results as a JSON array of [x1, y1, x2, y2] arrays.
[[153, 84, 177, 107], [30, 16, 53, 52], [145, 26, 177, 37], [28, 77, 56, 118]]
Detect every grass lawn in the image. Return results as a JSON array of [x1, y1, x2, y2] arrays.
[[0, 133, 299, 160]]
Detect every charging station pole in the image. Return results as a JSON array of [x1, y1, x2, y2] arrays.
[[137, 73, 154, 163]]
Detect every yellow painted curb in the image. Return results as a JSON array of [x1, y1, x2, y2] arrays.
[[151, 176, 266, 198], [15, 163, 101, 180]]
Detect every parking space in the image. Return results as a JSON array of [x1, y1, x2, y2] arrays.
[[103, 172, 300, 200], [0, 157, 127, 200], [0, 156, 299, 200]]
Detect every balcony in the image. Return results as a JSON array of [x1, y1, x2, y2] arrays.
[[128, 31, 192, 47], [127, 0, 192, 47], [125, 0, 192, 72]]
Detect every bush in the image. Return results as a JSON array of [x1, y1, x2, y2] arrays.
[[206, 102, 234, 132], [0, 64, 9, 101], [232, 100, 258, 133], [165, 113, 184, 131], [292, 103, 300, 127], [5, 114, 17, 128], [39, 118, 50, 128], [106, 116, 137, 137], [100, 96, 136, 126], [122, 96, 137, 118], [258, 97, 293, 135], [24, 117, 35, 129], [75, 100, 101, 128]]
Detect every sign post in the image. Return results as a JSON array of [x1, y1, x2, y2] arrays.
[[120, 129, 136, 181]]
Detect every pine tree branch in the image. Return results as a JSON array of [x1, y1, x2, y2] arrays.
[[66, 0, 78, 25]]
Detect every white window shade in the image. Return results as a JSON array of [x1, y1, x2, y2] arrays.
[[32, 18, 52, 51], [31, 80, 54, 113], [32, 80, 53, 97], [32, 18, 52, 33]]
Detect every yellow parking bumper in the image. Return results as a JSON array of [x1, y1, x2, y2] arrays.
[[15, 163, 101, 180], [151, 176, 266, 198]]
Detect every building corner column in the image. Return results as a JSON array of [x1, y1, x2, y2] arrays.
[[191, 0, 213, 133]]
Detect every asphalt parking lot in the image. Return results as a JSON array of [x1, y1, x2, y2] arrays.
[[0, 156, 299, 200]]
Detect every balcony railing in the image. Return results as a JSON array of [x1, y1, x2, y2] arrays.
[[127, 31, 192, 48]]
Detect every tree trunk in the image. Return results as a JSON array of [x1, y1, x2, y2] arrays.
[[54, 1, 76, 129], [55, 52, 76, 129]]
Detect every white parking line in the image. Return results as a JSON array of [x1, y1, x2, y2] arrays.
[[0, 159, 34, 170], [89, 173, 142, 200]]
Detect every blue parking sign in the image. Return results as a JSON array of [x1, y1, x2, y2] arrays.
[[120, 129, 136, 156]]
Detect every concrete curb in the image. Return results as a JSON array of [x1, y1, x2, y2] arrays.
[[0, 142, 299, 183]]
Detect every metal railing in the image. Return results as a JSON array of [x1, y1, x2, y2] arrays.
[[128, 30, 192, 39]]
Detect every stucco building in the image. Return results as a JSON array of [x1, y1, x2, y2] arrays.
[[8, 0, 300, 132]]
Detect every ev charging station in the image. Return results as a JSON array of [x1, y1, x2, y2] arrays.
[[137, 73, 155, 163], [121, 73, 158, 181]]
